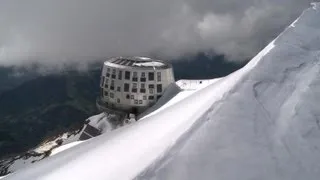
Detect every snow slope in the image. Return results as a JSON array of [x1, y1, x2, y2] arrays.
[[3, 3, 320, 180], [140, 79, 221, 119], [138, 4, 320, 180], [50, 141, 84, 156], [0, 113, 114, 176], [0, 131, 82, 177]]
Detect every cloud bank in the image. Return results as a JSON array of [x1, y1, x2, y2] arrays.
[[0, 0, 314, 66]]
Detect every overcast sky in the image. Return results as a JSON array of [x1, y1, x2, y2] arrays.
[[0, 0, 314, 66]]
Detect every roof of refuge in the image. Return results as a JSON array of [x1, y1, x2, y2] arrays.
[[105, 57, 171, 69]]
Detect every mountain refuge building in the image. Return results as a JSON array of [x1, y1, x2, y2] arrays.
[[97, 57, 175, 116]]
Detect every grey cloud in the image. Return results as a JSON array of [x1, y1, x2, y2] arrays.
[[0, 0, 314, 66]]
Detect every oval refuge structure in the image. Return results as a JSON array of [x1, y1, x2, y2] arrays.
[[97, 57, 175, 115]]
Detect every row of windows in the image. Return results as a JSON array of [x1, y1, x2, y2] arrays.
[[130, 95, 161, 104], [103, 79, 163, 94], [125, 94, 156, 100], [102, 89, 161, 100], [124, 83, 162, 93], [102, 90, 161, 104], [106, 67, 162, 82]]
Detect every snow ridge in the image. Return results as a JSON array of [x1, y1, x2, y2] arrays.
[[137, 3, 320, 180]]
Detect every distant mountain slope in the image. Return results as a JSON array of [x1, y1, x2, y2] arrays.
[[0, 70, 101, 158], [172, 53, 247, 80], [0, 67, 37, 95]]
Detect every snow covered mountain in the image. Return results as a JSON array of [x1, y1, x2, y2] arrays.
[[3, 2, 320, 180]]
